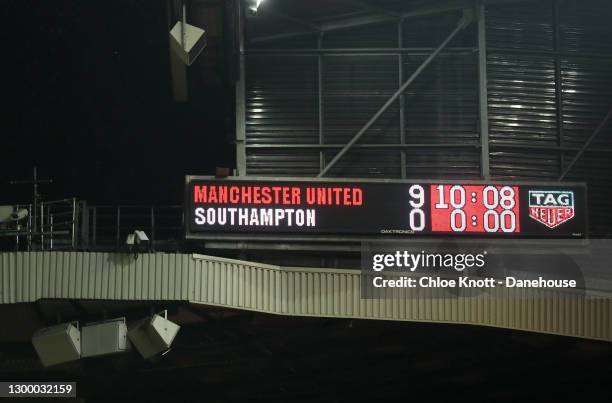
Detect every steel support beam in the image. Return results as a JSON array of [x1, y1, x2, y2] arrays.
[[317, 11, 474, 177], [168, 0, 188, 101], [487, 47, 612, 60], [558, 107, 612, 181], [245, 47, 477, 55], [243, 142, 612, 153], [248, 0, 528, 44], [248, 30, 316, 44], [235, 0, 247, 176], [318, 33, 325, 172], [553, 0, 564, 175], [336, 0, 400, 17], [477, 4, 490, 179], [398, 19, 407, 178], [260, 9, 322, 32], [491, 143, 612, 153], [247, 143, 481, 149], [249, 0, 476, 44]]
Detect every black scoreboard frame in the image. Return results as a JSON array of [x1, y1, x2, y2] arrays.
[[184, 175, 588, 242]]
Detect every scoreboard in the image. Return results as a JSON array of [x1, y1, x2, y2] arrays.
[[185, 177, 587, 239]]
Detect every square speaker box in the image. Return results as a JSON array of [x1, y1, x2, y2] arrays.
[[81, 319, 128, 358], [32, 322, 81, 367], [0, 206, 13, 222], [169, 21, 206, 66], [128, 314, 180, 359]]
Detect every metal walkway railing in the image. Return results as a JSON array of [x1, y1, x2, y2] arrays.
[[85, 205, 184, 250], [0, 200, 185, 252]]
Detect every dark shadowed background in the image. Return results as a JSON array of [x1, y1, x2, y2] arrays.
[[2, 0, 234, 206]]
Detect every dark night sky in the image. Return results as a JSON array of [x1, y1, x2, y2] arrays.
[[2, 0, 234, 206]]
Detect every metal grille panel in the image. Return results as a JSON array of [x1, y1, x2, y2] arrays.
[[323, 55, 399, 145], [241, 1, 612, 235], [246, 55, 319, 145], [403, 53, 478, 144], [561, 58, 612, 149], [323, 150, 401, 178], [560, 0, 612, 55]]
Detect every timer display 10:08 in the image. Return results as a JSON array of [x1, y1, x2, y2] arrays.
[[405, 184, 520, 233]]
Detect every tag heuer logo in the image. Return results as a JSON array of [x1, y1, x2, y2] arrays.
[[529, 190, 575, 229]]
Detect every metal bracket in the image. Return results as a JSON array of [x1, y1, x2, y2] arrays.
[[558, 107, 612, 181]]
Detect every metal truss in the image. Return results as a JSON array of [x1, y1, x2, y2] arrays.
[[318, 9, 475, 177]]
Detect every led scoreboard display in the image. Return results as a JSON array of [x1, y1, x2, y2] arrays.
[[185, 177, 586, 239]]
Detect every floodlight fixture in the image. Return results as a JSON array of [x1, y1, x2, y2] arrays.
[[246, 0, 265, 14]]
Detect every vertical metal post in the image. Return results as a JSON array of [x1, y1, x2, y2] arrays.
[[318, 32, 325, 172], [553, 0, 565, 174], [116, 207, 121, 247], [80, 201, 89, 249], [151, 206, 156, 248], [50, 215, 54, 250], [9, 167, 51, 243], [477, 4, 490, 179], [235, 0, 247, 176], [15, 204, 20, 251], [92, 207, 97, 249], [181, 1, 186, 50], [40, 203, 44, 251], [180, 206, 185, 242], [398, 19, 407, 179], [27, 203, 32, 251], [32, 167, 38, 236], [71, 198, 76, 249]]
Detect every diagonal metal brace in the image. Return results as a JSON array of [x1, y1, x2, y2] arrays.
[[317, 10, 474, 177], [558, 106, 612, 181]]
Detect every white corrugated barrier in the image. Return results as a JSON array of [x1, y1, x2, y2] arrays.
[[0, 252, 610, 341]]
